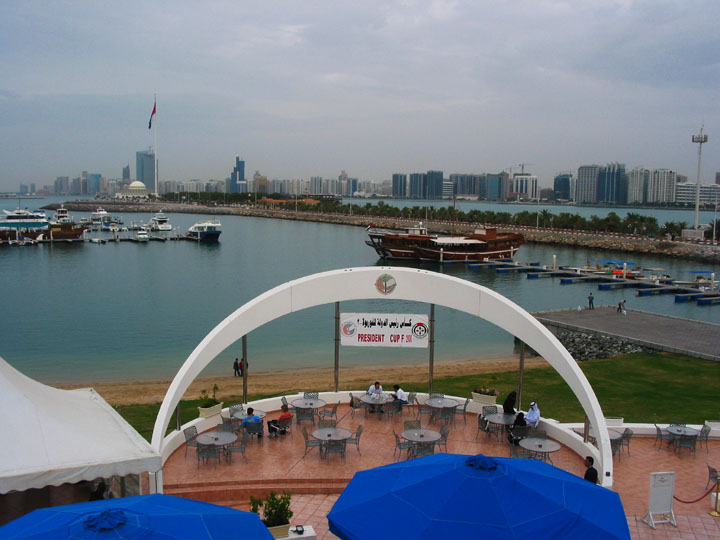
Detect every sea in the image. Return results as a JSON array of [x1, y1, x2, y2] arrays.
[[1, 196, 718, 385]]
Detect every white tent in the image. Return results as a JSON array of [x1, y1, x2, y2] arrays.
[[0, 357, 162, 494]]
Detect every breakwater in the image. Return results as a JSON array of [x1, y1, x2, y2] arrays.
[[49, 200, 720, 263]]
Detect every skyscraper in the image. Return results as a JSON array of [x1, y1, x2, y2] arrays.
[[122, 165, 130, 180], [486, 172, 508, 201], [409, 173, 427, 199], [426, 170, 444, 199], [553, 173, 573, 200], [392, 173, 407, 198], [230, 156, 245, 193], [136, 149, 155, 193], [647, 169, 676, 203], [597, 163, 627, 204], [627, 167, 648, 204], [576, 165, 600, 203]]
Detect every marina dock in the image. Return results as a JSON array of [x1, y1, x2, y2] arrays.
[[533, 306, 720, 362]]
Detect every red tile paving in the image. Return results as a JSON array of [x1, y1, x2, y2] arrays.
[[163, 403, 720, 539]]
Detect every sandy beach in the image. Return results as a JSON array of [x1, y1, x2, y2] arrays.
[[57, 355, 548, 406]]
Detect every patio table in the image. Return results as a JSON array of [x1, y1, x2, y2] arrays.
[[425, 397, 459, 409], [312, 427, 353, 441], [588, 427, 622, 440], [291, 398, 326, 409], [231, 409, 267, 420], [401, 428, 441, 443], [519, 437, 561, 464], [666, 425, 699, 436], [359, 394, 393, 405], [485, 412, 516, 434], [196, 432, 237, 446]]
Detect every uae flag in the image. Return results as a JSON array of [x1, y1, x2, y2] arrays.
[[148, 101, 156, 129]]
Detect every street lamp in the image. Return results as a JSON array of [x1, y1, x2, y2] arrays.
[[692, 126, 709, 229]]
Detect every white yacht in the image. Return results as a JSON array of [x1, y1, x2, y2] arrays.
[[148, 211, 172, 231]]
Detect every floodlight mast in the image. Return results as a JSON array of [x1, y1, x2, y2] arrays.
[[692, 125, 708, 229]]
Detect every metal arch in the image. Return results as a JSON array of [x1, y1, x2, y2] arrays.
[[151, 267, 613, 486]]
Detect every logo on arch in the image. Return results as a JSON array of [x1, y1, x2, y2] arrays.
[[375, 274, 397, 295]]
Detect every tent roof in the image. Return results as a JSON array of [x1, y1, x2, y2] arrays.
[[0, 357, 162, 494]]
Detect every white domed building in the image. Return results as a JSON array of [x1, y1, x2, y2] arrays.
[[117, 180, 150, 199]]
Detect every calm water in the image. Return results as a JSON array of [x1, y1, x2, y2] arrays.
[[1, 197, 718, 384]]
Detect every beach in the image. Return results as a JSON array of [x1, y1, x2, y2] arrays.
[[56, 355, 547, 406]]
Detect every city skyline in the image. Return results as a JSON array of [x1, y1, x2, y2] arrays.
[[1, 1, 718, 191]]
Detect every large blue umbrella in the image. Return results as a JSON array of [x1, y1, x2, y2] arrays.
[[0, 494, 274, 540], [328, 454, 629, 540]]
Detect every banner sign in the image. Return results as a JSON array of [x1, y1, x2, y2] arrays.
[[340, 313, 429, 348]]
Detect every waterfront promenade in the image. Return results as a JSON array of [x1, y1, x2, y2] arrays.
[[535, 306, 720, 361]]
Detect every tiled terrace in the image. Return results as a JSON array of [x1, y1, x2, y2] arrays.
[[163, 403, 720, 539]]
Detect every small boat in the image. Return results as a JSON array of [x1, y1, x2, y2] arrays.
[[0, 208, 49, 240], [148, 211, 172, 231], [90, 207, 110, 225], [186, 219, 222, 242], [48, 205, 90, 240], [136, 227, 150, 242]]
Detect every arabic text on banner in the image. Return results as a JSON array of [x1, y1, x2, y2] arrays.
[[340, 313, 429, 348]]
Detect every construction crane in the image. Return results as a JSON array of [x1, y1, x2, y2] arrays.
[[517, 162, 533, 175]]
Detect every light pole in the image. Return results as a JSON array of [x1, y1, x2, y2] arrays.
[[692, 125, 709, 229]]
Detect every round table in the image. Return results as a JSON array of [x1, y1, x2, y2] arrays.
[[588, 427, 622, 440], [312, 427, 353, 441], [401, 428, 441, 443], [291, 398, 327, 409], [196, 432, 237, 446], [425, 397, 459, 409], [519, 437, 561, 463], [359, 393, 393, 405], [231, 409, 267, 420], [666, 425, 699, 436], [485, 412, 516, 426]]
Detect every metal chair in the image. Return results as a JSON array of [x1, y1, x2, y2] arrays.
[[415, 398, 433, 424], [227, 431, 249, 463], [197, 443, 219, 468], [707, 464, 718, 490], [676, 434, 697, 455], [346, 425, 363, 455], [455, 398, 470, 424], [325, 439, 347, 462], [281, 396, 296, 414], [406, 392, 417, 414], [698, 425, 711, 453], [653, 424, 675, 450], [301, 426, 323, 457], [437, 406, 456, 426], [183, 426, 199, 458], [669, 418, 686, 426], [278, 415, 293, 437], [318, 419, 337, 428], [404, 420, 421, 430], [229, 403, 244, 416], [482, 405, 499, 417], [614, 428, 633, 458], [528, 428, 547, 439], [318, 402, 339, 421], [411, 441, 435, 458], [508, 425, 530, 445], [221, 415, 233, 425], [429, 392, 444, 399], [245, 420, 264, 439], [393, 430, 413, 460], [386, 399, 403, 419], [436, 425, 450, 452], [350, 395, 367, 417], [216, 423, 235, 433], [295, 407, 315, 425], [509, 445, 534, 459], [476, 415, 501, 440], [304, 391, 319, 399]]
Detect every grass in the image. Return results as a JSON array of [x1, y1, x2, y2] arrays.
[[115, 352, 719, 441]]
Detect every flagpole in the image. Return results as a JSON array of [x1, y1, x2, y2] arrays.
[[154, 93, 158, 197]]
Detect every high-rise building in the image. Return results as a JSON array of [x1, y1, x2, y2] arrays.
[[409, 173, 427, 199], [230, 156, 245, 193], [392, 174, 407, 198], [597, 163, 627, 204], [647, 169, 676, 204], [426, 170, 443, 199], [30, 183, 36, 194], [576, 165, 600, 203], [136, 148, 155, 193], [449, 174, 486, 198], [54, 176, 69, 195], [442, 181, 454, 199], [675, 182, 720, 204], [19, 184, 28, 194], [511, 174, 538, 200], [715, 172, 720, 185], [86, 174, 101, 196], [122, 165, 130, 180], [310, 176, 323, 195], [553, 173, 573, 200], [486, 172, 508, 201], [627, 168, 648, 204]]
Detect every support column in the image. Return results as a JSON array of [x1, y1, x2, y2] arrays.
[[428, 304, 435, 393], [334, 302, 340, 392], [175, 404, 181, 432], [583, 414, 590, 443], [242, 335, 248, 404], [517, 342, 525, 411]]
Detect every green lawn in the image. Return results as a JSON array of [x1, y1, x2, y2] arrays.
[[115, 352, 719, 441]]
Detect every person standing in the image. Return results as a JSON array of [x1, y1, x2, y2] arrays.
[[233, 358, 240, 377], [583, 456, 598, 484], [239, 358, 245, 376], [617, 299, 626, 314], [502, 391, 517, 415], [587, 292, 594, 310]]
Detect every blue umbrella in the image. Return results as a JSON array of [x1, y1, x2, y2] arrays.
[[328, 454, 629, 540], [0, 494, 274, 540]]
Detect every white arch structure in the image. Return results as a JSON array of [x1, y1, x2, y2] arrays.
[[152, 267, 613, 487]]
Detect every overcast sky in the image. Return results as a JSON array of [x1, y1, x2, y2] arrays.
[[1, 0, 718, 191]]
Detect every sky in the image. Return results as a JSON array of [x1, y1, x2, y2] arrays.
[[0, 0, 718, 191]]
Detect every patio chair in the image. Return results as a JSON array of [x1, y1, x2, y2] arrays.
[[229, 403, 244, 416], [386, 399, 403, 419], [221, 415, 233, 425], [183, 426, 199, 458], [318, 419, 337, 428], [325, 439, 347, 462], [216, 423, 235, 433], [318, 402, 339, 421], [411, 441, 435, 458], [455, 398, 470, 424], [653, 424, 675, 450], [404, 420, 421, 430], [429, 392, 444, 399], [278, 415, 293, 438], [476, 415, 501, 441], [436, 425, 450, 452], [415, 398, 433, 424], [281, 396, 296, 414], [676, 434, 697, 455], [349, 395, 367, 418], [669, 418, 686, 426], [510, 445, 534, 459], [301, 426, 323, 457], [508, 425, 530, 445], [304, 391, 319, 399], [528, 429, 547, 439], [295, 407, 315, 425], [698, 425, 711, 453], [482, 405, 499, 417], [619, 428, 633, 455], [393, 430, 413, 460], [437, 406, 456, 426], [707, 464, 718, 490], [227, 431, 250, 463], [346, 425, 363, 455], [245, 420, 264, 440], [197, 443, 220, 469], [406, 392, 417, 412]]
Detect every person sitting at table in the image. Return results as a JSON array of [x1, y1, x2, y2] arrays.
[[507, 412, 526, 445], [502, 391, 517, 415], [583, 456, 598, 484], [368, 381, 383, 412], [525, 401, 541, 428], [391, 384, 409, 405], [267, 404, 292, 437], [242, 407, 263, 437]]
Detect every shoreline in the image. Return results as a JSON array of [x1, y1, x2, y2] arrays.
[[55, 355, 548, 406]]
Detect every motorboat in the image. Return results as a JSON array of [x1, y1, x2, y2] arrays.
[[186, 219, 222, 242], [148, 211, 172, 231], [90, 207, 110, 225], [0, 208, 49, 240], [136, 227, 150, 242]]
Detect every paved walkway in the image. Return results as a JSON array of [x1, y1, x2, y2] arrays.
[[534, 306, 720, 361]]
